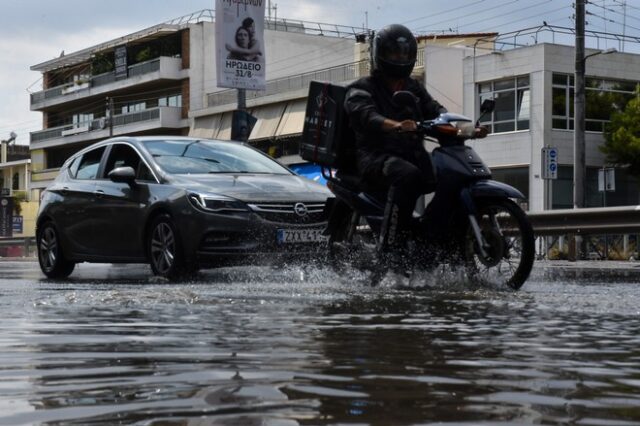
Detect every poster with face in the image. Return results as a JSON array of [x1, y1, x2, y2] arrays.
[[215, 0, 266, 90]]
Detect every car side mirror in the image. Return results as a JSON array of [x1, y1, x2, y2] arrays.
[[108, 166, 136, 185]]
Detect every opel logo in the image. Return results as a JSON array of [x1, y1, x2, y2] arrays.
[[294, 202, 308, 217]]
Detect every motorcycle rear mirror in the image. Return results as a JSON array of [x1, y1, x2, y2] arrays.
[[476, 99, 496, 125], [480, 99, 495, 114], [392, 90, 418, 108]]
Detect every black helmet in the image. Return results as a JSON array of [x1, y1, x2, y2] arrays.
[[372, 24, 417, 79]]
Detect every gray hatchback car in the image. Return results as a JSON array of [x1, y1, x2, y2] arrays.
[[36, 136, 332, 279]]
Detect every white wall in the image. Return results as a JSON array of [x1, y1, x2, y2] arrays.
[[424, 45, 473, 113], [189, 22, 356, 113]]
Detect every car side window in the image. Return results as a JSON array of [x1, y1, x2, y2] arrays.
[[67, 156, 82, 178], [75, 147, 106, 180], [136, 162, 155, 182], [103, 144, 155, 182]]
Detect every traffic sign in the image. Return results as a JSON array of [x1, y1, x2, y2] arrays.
[[542, 147, 558, 180], [598, 167, 615, 192]]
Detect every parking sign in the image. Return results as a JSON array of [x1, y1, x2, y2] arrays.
[[542, 147, 558, 180]]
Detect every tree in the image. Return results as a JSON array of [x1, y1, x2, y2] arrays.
[[601, 89, 640, 177]]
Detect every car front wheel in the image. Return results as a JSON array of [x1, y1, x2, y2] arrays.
[[37, 222, 75, 279], [147, 214, 186, 279]]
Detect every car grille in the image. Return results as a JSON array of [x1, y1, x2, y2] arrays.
[[248, 201, 326, 224]]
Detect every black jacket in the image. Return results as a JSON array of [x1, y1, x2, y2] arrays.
[[344, 75, 445, 173]]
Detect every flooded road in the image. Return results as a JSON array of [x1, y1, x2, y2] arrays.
[[0, 261, 639, 425]]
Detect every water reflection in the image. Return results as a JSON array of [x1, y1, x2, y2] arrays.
[[0, 264, 639, 425]]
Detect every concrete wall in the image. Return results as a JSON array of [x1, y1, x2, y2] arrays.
[[425, 45, 474, 113], [188, 21, 356, 113]]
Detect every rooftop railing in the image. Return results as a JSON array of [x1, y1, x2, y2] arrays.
[[165, 9, 368, 39]]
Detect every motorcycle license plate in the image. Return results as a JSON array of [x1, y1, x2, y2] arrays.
[[277, 228, 327, 244]]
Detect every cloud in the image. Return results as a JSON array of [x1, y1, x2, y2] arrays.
[[0, 26, 138, 144]]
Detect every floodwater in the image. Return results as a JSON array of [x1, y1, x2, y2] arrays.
[[0, 261, 639, 425]]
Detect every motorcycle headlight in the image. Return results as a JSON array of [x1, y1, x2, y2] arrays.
[[452, 121, 476, 138], [188, 193, 249, 213]]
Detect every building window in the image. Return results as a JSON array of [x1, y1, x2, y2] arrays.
[[552, 73, 637, 132], [72, 113, 94, 127], [159, 94, 182, 107], [12, 172, 19, 190], [121, 102, 146, 114], [491, 166, 529, 208], [478, 76, 530, 133]]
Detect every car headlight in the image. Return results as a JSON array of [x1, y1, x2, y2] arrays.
[[188, 193, 249, 213]]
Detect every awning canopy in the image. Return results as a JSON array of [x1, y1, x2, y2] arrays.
[[190, 98, 307, 142], [248, 102, 286, 141]]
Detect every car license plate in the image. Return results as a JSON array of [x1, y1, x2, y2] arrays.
[[277, 228, 327, 244]]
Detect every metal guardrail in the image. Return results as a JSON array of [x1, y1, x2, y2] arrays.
[[528, 205, 640, 236], [0, 237, 36, 258]]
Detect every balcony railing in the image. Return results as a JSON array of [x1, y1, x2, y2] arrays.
[[206, 47, 425, 108], [31, 57, 164, 104], [31, 107, 165, 143], [207, 60, 370, 108]]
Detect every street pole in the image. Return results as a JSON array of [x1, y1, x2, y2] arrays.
[[572, 0, 586, 260], [574, 0, 586, 211]]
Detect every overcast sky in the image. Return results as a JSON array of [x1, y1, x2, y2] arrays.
[[1, 0, 637, 145]]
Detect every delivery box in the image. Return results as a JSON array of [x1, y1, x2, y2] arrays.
[[300, 81, 354, 169]]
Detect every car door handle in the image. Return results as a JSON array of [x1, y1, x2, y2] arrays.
[[60, 187, 69, 196], [94, 190, 105, 198]]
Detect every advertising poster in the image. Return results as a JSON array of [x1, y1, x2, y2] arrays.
[[215, 0, 266, 90]]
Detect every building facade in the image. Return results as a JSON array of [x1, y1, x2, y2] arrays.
[[460, 43, 640, 212]]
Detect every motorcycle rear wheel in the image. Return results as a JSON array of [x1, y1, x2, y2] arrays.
[[462, 198, 534, 290]]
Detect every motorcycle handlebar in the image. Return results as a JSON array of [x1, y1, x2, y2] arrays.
[[416, 120, 489, 140]]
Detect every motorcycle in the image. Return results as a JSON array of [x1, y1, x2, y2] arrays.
[[322, 94, 535, 290]]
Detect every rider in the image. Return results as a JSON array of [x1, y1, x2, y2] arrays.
[[343, 24, 446, 264]]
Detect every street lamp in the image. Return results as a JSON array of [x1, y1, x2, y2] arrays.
[[1, 132, 17, 164], [573, 47, 617, 210], [1, 131, 17, 145]]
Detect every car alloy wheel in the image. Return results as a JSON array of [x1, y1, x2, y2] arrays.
[[37, 222, 75, 279], [39, 227, 58, 273], [148, 215, 185, 278]]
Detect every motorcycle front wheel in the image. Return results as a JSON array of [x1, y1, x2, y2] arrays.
[[462, 198, 535, 290]]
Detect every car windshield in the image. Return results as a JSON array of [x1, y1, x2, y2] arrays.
[[142, 139, 292, 175]]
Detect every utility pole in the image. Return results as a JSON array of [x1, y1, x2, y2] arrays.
[[574, 0, 586, 211], [572, 0, 586, 260], [106, 97, 114, 137]]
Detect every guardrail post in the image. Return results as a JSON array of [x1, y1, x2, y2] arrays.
[[568, 234, 576, 261]]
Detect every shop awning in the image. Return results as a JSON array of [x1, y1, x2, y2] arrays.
[[275, 99, 306, 138], [190, 98, 307, 142], [248, 102, 287, 141]]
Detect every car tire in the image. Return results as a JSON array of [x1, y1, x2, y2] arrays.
[[37, 221, 75, 279], [147, 214, 186, 279]]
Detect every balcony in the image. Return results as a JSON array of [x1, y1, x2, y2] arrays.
[[30, 106, 187, 149], [30, 57, 186, 110]]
